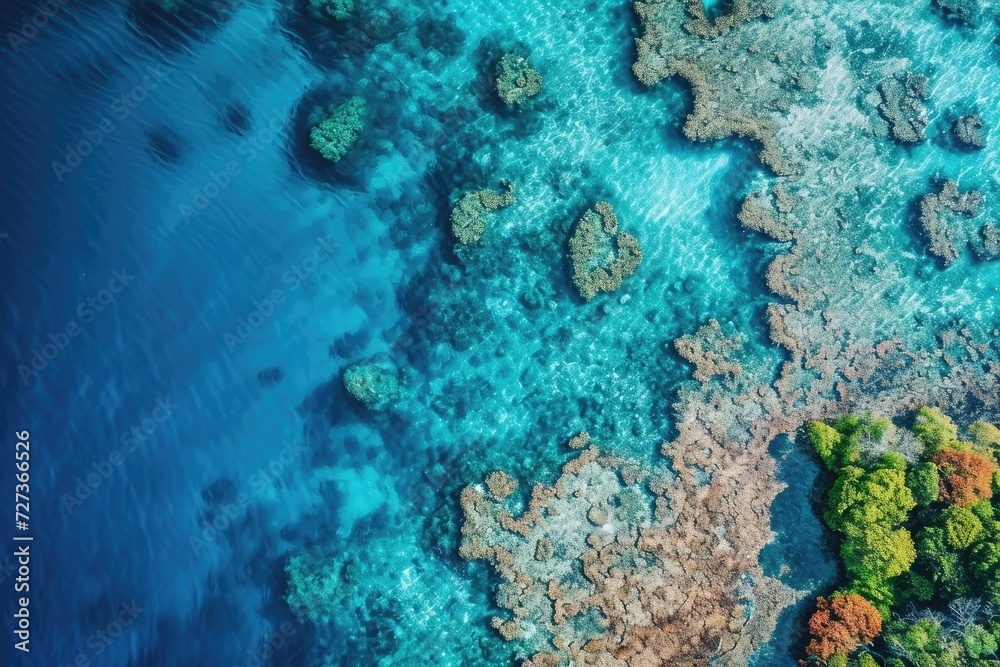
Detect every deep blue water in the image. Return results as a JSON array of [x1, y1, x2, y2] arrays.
[[0, 0, 998, 665]]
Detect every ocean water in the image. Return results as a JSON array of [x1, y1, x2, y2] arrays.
[[0, 0, 998, 666]]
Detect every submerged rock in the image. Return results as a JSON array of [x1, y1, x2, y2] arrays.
[[221, 101, 252, 136], [342, 359, 400, 411]]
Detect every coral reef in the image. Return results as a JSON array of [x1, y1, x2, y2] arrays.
[[801, 408, 1000, 664], [953, 114, 986, 149], [932, 0, 980, 25], [496, 52, 542, 107], [286, 549, 350, 623], [342, 359, 400, 411], [632, 0, 816, 176], [307, 0, 353, 21], [805, 593, 882, 660], [737, 184, 796, 241], [460, 432, 800, 666], [877, 71, 930, 144], [680, 0, 777, 38], [449, 180, 516, 244], [976, 222, 1000, 260], [309, 97, 366, 163], [567, 202, 643, 301], [917, 179, 985, 265], [673, 319, 745, 387], [431, 0, 1000, 663]]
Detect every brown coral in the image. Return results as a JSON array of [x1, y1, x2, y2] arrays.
[[461, 424, 801, 667], [805, 594, 882, 660], [738, 186, 796, 241], [674, 319, 746, 387], [486, 471, 518, 500]]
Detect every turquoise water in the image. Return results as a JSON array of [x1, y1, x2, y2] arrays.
[[0, 0, 998, 665]]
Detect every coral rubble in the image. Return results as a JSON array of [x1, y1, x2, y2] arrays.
[[567, 202, 643, 301]]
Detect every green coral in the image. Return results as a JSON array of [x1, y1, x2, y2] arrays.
[[943, 506, 984, 549], [810, 420, 848, 470], [824, 466, 916, 536], [963, 623, 998, 660], [342, 359, 399, 411], [970, 421, 1000, 448], [496, 52, 542, 107], [308, 0, 353, 20], [908, 462, 941, 507], [449, 180, 516, 244], [913, 406, 959, 454], [568, 202, 643, 301], [309, 97, 366, 163]]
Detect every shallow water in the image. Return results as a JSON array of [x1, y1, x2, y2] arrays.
[[0, 0, 998, 665]]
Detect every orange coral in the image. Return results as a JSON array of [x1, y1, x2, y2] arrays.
[[805, 594, 882, 660], [932, 447, 998, 507]]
